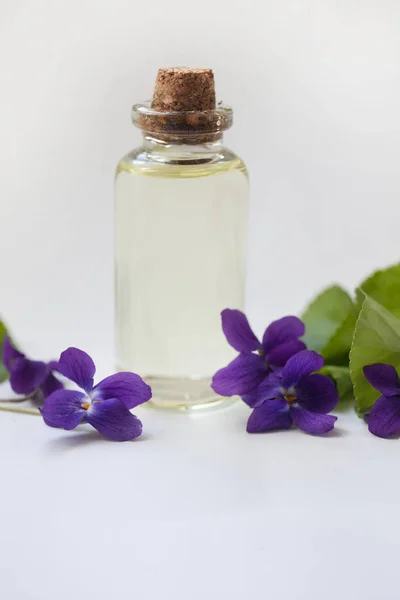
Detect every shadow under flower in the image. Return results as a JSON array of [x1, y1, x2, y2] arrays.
[[247, 425, 347, 438], [322, 426, 347, 438], [47, 428, 150, 451]]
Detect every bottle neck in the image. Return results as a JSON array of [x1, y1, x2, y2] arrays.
[[142, 133, 224, 163]]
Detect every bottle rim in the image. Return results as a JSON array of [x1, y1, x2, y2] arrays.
[[132, 101, 233, 136]]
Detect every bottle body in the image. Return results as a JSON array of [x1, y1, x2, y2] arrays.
[[115, 137, 249, 408]]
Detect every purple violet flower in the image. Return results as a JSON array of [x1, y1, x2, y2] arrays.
[[40, 347, 152, 441], [2, 335, 62, 399], [244, 350, 338, 435], [211, 310, 306, 396], [363, 363, 400, 438]]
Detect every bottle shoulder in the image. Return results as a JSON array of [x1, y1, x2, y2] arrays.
[[115, 145, 248, 180]]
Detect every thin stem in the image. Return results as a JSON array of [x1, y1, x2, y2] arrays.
[[0, 405, 40, 416], [0, 390, 40, 403], [0, 396, 32, 403]]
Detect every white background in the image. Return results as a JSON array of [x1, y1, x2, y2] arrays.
[[1, 1, 400, 599]]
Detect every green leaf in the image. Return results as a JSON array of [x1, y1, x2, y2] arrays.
[[350, 294, 400, 415], [358, 263, 400, 318], [321, 308, 358, 365], [0, 320, 8, 383], [301, 285, 357, 365], [319, 365, 354, 410]]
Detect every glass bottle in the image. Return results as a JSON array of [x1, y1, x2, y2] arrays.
[[115, 68, 249, 409]]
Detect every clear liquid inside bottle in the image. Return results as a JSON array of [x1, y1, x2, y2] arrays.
[[115, 133, 249, 409]]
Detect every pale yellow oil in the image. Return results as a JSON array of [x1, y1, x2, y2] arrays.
[[115, 147, 249, 409]]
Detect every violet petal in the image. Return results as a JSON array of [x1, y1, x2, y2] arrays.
[[368, 395, 400, 438], [2, 336, 24, 371], [266, 339, 307, 368], [40, 372, 63, 398], [92, 372, 152, 409], [290, 405, 337, 434], [296, 373, 339, 414], [85, 398, 143, 441], [241, 372, 282, 408], [363, 364, 400, 397], [10, 357, 48, 395], [282, 350, 324, 389], [262, 316, 305, 353], [40, 389, 86, 430], [54, 347, 96, 393], [246, 400, 292, 433], [211, 353, 266, 397], [221, 309, 260, 353]]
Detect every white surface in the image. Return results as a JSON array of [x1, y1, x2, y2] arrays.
[[0, 404, 398, 599], [1, 1, 400, 598]]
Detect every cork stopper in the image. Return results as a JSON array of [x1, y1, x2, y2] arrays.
[[132, 67, 233, 142], [151, 67, 216, 112]]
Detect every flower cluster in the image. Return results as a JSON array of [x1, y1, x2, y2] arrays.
[[2, 339, 151, 442], [6, 317, 400, 441], [212, 310, 339, 435]]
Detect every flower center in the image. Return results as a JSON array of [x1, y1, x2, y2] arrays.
[[281, 386, 297, 404], [284, 395, 296, 404], [81, 402, 91, 410]]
